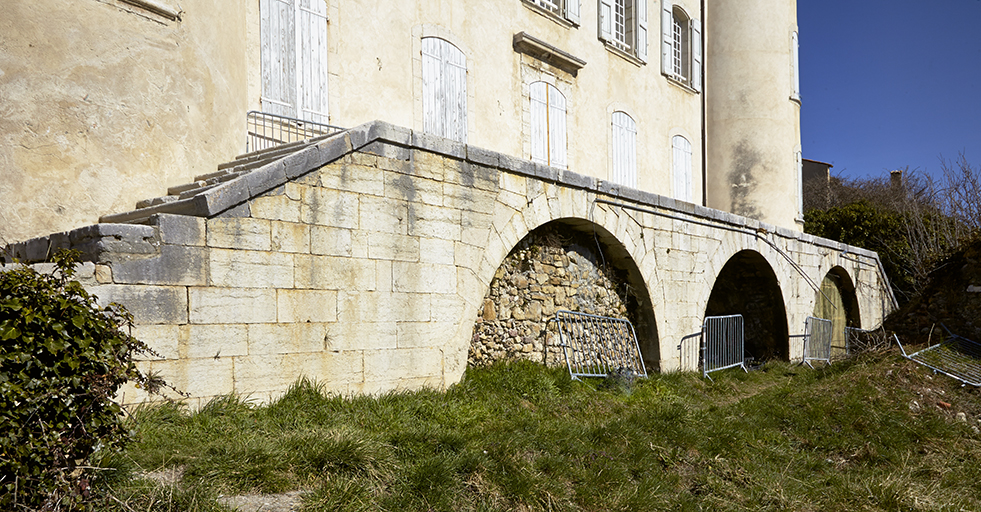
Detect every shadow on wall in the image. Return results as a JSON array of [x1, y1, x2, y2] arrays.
[[470, 220, 659, 372], [705, 250, 789, 362]]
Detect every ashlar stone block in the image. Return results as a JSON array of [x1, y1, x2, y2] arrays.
[[207, 218, 271, 251], [189, 287, 277, 324], [393, 262, 457, 294], [209, 249, 293, 288], [186, 324, 249, 359], [277, 289, 338, 323]]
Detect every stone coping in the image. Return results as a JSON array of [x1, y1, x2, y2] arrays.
[[2, 120, 880, 265]]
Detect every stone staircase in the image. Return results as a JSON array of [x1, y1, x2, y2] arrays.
[[100, 132, 342, 225]]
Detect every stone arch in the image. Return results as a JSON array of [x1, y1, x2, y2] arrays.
[[814, 266, 862, 356], [704, 249, 789, 362], [470, 217, 660, 372]]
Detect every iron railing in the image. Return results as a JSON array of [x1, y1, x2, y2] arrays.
[[246, 110, 344, 153], [700, 315, 748, 381], [898, 326, 981, 387], [551, 310, 646, 380], [802, 316, 833, 368]]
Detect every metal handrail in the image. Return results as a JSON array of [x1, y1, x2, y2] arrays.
[[550, 310, 646, 380], [246, 110, 345, 153]]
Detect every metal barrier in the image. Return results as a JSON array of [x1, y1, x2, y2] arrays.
[[898, 326, 981, 387], [802, 316, 833, 368], [551, 310, 647, 380], [701, 315, 747, 380], [246, 110, 345, 153]]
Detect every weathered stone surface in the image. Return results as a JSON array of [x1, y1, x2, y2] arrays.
[[271, 221, 310, 253], [364, 347, 443, 382], [111, 244, 208, 286], [277, 289, 337, 323], [248, 322, 330, 355], [189, 287, 277, 324], [186, 324, 249, 359], [153, 214, 206, 246], [89, 284, 188, 325], [207, 218, 272, 251], [251, 194, 301, 223], [209, 249, 293, 288]]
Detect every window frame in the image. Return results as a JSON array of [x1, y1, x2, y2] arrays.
[[598, 0, 648, 63], [672, 134, 692, 202], [523, 0, 581, 25], [529, 81, 568, 169], [259, 0, 330, 124], [611, 111, 638, 188], [421, 36, 468, 143], [660, 0, 701, 92]]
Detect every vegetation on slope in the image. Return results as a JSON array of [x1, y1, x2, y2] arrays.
[[90, 354, 981, 511]]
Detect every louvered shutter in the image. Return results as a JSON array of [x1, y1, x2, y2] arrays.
[[612, 112, 637, 188], [636, 0, 648, 62], [565, 0, 580, 25], [599, 0, 613, 41], [672, 135, 692, 202], [260, 0, 297, 118], [297, 0, 329, 124], [446, 42, 468, 143], [530, 82, 548, 165], [660, 0, 673, 75], [549, 87, 567, 169], [421, 38, 443, 138], [691, 18, 702, 92], [422, 38, 467, 143], [791, 31, 801, 100]]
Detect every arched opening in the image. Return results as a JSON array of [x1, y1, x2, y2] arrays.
[[470, 219, 660, 372], [814, 267, 861, 357], [704, 250, 789, 362]]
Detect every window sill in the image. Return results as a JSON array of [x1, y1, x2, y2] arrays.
[[664, 74, 699, 94], [601, 42, 644, 67], [521, 1, 578, 29], [108, 0, 182, 22]]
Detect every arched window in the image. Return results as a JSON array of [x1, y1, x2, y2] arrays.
[[422, 37, 467, 143], [672, 135, 692, 202], [660, 1, 701, 91], [612, 111, 637, 187], [530, 81, 567, 169]]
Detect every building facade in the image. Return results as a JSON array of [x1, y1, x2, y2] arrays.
[[1, 0, 801, 243]]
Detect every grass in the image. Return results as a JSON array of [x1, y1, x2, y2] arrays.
[[90, 351, 981, 511]]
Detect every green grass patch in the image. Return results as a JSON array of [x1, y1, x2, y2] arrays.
[[93, 353, 981, 511]]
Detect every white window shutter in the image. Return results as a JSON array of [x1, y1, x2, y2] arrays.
[[549, 87, 567, 169], [612, 112, 637, 188], [691, 18, 702, 92], [660, 0, 673, 76], [636, 0, 648, 63], [260, 0, 297, 118], [421, 38, 442, 138], [599, 0, 613, 41], [297, 0, 329, 124], [791, 31, 801, 101], [565, 0, 580, 25], [672, 135, 692, 202], [421, 38, 467, 143], [530, 82, 548, 165], [446, 44, 468, 143]]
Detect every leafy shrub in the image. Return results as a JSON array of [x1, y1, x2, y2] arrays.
[[0, 250, 158, 509]]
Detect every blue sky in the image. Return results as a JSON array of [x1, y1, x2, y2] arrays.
[[797, 0, 981, 181]]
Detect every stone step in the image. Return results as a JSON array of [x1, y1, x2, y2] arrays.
[[219, 140, 318, 170], [136, 195, 179, 209], [232, 132, 334, 162], [167, 180, 209, 196]]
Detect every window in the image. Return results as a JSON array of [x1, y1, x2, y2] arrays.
[[598, 0, 648, 62], [530, 81, 567, 168], [791, 31, 801, 101], [672, 135, 692, 202], [422, 37, 468, 143], [660, 1, 701, 92], [260, 0, 329, 123], [525, 0, 580, 25], [611, 111, 637, 187]]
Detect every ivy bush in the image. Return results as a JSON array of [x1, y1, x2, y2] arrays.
[[0, 250, 159, 509]]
